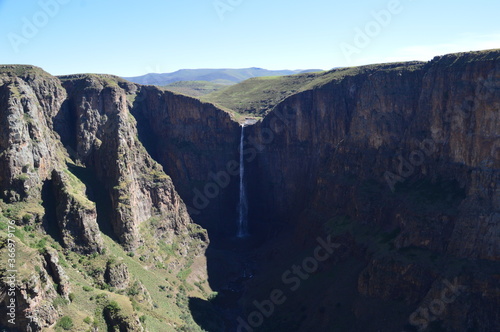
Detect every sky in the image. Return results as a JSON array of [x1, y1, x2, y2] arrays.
[[0, 0, 499, 77]]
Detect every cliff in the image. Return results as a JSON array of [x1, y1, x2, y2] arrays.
[[242, 50, 500, 331], [58, 74, 207, 251], [0, 67, 211, 331], [130, 86, 241, 236]]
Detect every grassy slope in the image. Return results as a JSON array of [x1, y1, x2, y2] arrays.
[[0, 213, 211, 332], [0, 65, 52, 77], [201, 62, 424, 117], [202, 49, 500, 117], [163, 81, 231, 97]]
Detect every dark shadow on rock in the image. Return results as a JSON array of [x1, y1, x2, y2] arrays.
[[188, 297, 226, 332], [66, 163, 118, 242], [41, 179, 62, 246]]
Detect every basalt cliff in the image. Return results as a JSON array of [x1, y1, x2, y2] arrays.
[[0, 49, 499, 332]]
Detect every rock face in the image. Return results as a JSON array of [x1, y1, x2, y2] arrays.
[[130, 87, 241, 236], [59, 75, 207, 250], [103, 302, 144, 332], [104, 259, 130, 290], [43, 248, 71, 298], [242, 50, 500, 331], [0, 66, 209, 252], [0, 240, 60, 331], [52, 169, 104, 254], [0, 66, 66, 204], [0, 67, 210, 330]]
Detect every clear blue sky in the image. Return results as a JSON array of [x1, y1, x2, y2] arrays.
[[0, 0, 499, 77]]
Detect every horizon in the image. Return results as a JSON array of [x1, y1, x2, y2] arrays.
[[3, 47, 498, 78], [0, 0, 499, 77]]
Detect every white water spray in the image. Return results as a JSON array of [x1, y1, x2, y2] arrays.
[[237, 124, 249, 238]]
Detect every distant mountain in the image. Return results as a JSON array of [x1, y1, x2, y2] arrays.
[[122, 67, 323, 86]]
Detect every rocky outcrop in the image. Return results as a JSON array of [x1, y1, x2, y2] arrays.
[[59, 75, 208, 251], [105, 259, 130, 290], [52, 169, 104, 254], [0, 66, 66, 204], [103, 300, 144, 332], [0, 66, 208, 253], [0, 239, 60, 331], [43, 248, 70, 298]]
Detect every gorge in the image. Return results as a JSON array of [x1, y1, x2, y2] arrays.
[[0, 49, 499, 332]]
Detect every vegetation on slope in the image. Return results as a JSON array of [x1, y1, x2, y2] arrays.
[[163, 80, 230, 97], [0, 207, 212, 331], [202, 62, 425, 117]]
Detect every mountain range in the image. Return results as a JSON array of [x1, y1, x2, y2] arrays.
[[122, 67, 323, 86]]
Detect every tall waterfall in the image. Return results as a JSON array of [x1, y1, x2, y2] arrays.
[[237, 125, 249, 238]]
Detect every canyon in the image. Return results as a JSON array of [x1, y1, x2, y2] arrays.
[[0, 49, 499, 332]]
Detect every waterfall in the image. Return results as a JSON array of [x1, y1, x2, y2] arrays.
[[237, 124, 249, 238]]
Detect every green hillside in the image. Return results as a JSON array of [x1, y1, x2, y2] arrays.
[[163, 81, 230, 97], [201, 62, 424, 117]]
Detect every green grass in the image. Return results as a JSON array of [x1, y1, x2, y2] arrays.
[[9, 84, 22, 98], [58, 73, 131, 90], [102, 235, 204, 331], [0, 200, 45, 223], [0, 194, 209, 331], [164, 80, 231, 97], [428, 48, 500, 67], [57, 316, 74, 330], [0, 65, 52, 77], [201, 61, 425, 116], [63, 168, 95, 209]]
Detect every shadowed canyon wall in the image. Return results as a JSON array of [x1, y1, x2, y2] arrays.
[[242, 51, 499, 331]]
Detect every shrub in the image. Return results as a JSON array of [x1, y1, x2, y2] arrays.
[[57, 316, 73, 330], [68, 293, 75, 302], [23, 223, 34, 231], [53, 296, 68, 308], [139, 315, 146, 324], [17, 174, 29, 182], [36, 238, 46, 249], [105, 301, 121, 315], [82, 285, 93, 292], [127, 281, 140, 296], [83, 316, 92, 325]]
